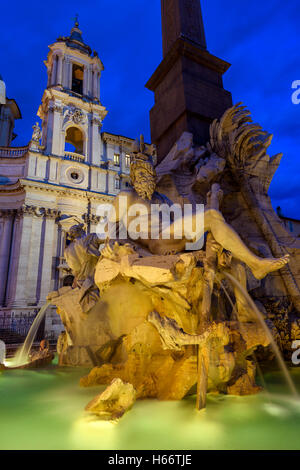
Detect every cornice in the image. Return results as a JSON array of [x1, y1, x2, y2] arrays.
[[0, 206, 61, 220], [101, 132, 135, 147], [41, 88, 107, 117], [19, 178, 114, 202], [146, 37, 231, 92], [0, 180, 25, 194], [0, 156, 27, 164], [47, 42, 104, 70]]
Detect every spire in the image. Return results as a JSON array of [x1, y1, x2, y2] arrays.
[[56, 15, 92, 55], [74, 13, 79, 28], [69, 14, 84, 44]]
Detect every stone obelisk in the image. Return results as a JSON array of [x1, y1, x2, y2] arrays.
[[146, 0, 232, 163]]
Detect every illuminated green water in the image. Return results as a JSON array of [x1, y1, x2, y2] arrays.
[[1, 362, 300, 450]]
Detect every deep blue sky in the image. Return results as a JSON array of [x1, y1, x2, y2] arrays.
[[1, 0, 299, 218]]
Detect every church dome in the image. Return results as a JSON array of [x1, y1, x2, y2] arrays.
[[56, 18, 93, 57]]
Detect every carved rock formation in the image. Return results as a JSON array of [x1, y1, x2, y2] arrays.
[[78, 242, 270, 400], [155, 105, 300, 345], [85, 378, 136, 420]]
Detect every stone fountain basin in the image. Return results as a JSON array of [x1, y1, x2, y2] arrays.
[[1, 365, 300, 450], [1, 353, 54, 370]]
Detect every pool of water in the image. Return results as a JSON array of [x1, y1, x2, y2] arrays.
[[1, 361, 300, 450]]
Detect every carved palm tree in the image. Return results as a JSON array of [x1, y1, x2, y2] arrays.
[[208, 103, 300, 311]]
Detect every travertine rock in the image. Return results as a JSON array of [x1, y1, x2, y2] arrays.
[[85, 378, 136, 420], [80, 317, 270, 400], [48, 286, 112, 367], [156, 105, 300, 325]]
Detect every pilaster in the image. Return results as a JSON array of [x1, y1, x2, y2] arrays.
[[83, 66, 89, 96], [90, 115, 102, 166], [39, 210, 59, 303], [9, 209, 34, 307], [50, 103, 63, 156], [25, 210, 44, 305], [0, 211, 14, 306], [57, 53, 63, 86], [51, 55, 58, 86]]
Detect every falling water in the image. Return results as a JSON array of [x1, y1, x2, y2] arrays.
[[5, 302, 50, 368], [220, 272, 298, 398], [0, 340, 6, 364]]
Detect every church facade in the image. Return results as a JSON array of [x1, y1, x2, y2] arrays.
[[0, 21, 139, 339]]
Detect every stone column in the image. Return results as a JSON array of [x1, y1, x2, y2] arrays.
[[51, 55, 58, 85], [53, 224, 62, 291], [97, 73, 101, 100], [47, 68, 51, 88], [0, 211, 14, 306], [90, 116, 102, 165], [39, 210, 57, 304], [61, 57, 67, 88], [51, 105, 63, 156], [25, 211, 44, 305], [83, 66, 88, 95], [93, 67, 98, 99], [86, 67, 90, 96], [5, 210, 20, 306], [57, 54, 63, 86], [67, 59, 73, 89], [9, 210, 34, 307], [88, 65, 93, 97], [45, 103, 55, 154]]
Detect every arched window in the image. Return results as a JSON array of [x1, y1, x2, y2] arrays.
[[72, 64, 84, 95], [65, 126, 84, 155]]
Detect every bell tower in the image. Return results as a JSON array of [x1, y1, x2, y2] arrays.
[[37, 18, 107, 166]]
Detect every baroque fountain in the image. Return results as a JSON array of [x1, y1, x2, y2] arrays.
[[1, 104, 300, 449]]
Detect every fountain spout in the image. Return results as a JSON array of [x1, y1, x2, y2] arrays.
[[0, 340, 5, 364], [5, 302, 51, 368]]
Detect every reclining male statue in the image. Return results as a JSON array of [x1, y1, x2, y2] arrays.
[[104, 137, 289, 282]]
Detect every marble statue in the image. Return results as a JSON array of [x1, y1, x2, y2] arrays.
[[31, 122, 42, 142], [107, 135, 289, 280], [64, 224, 101, 314]]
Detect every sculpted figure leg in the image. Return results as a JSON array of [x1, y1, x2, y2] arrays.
[[149, 205, 289, 280], [203, 209, 289, 280], [113, 143, 289, 280], [136, 206, 289, 280], [224, 260, 255, 322]]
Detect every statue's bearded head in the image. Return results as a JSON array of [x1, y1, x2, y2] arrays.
[[68, 224, 86, 241], [130, 157, 157, 200]]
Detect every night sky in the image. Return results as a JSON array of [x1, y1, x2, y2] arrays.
[[1, 0, 299, 218]]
